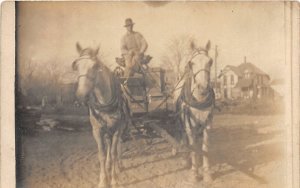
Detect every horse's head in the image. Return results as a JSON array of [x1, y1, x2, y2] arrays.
[[72, 42, 101, 101], [185, 41, 213, 100]]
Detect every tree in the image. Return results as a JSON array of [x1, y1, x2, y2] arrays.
[[18, 59, 38, 96], [161, 35, 196, 80]]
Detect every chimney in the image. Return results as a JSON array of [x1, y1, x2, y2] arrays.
[[244, 56, 247, 64]]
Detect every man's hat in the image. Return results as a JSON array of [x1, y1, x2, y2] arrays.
[[124, 18, 134, 27]]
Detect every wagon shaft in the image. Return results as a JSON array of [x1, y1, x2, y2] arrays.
[[145, 122, 182, 149]]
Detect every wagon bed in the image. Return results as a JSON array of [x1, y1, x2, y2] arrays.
[[119, 67, 172, 114]]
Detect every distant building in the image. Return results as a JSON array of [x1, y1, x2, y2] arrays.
[[164, 69, 177, 92], [211, 79, 222, 100], [219, 57, 272, 100]]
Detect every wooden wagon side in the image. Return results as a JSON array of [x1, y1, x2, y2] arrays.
[[120, 67, 171, 114]]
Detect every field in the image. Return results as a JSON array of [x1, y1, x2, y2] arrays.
[[17, 112, 286, 188]]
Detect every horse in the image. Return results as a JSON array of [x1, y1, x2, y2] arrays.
[[72, 43, 130, 188], [175, 40, 215, 183]]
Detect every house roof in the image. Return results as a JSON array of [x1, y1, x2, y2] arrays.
[[225, 65, 243, 76], [238, 63, 269, 77], [222, 62, 270, 80]]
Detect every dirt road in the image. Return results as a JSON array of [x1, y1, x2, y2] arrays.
[[18, 114, 285, 188]]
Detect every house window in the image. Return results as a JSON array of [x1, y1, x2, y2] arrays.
[[244, 70, 250, 79], [224, 76, 227, 85], [230, 75, 234, 85]]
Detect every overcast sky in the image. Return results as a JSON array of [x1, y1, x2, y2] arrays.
[[17, 1, 286, 80]]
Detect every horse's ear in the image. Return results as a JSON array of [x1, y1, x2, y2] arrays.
[[94, 46, 100, 56], [76, 42, 82, 54], [190, 41, 196, 50], [205, 40, 211, 51], [72, 61, 78, 71]]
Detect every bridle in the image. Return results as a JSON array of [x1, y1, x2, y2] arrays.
[[191, 68, 210, 79], [186, 48, 211, 78], [172, 52, 212, 93], [73, 54, 121, 110], [186, 53, 212, 95], [74, 55, 103, 82], [77, 74, 95, 82], [175, 44, 215, 110]]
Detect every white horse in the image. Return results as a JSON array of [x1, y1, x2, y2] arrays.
[[175, 41, 214, 183], [72, 43, 129, 188]]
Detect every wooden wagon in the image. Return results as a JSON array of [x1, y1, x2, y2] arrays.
[[114, 62, 183, 153], [119, 67, 171, 114]]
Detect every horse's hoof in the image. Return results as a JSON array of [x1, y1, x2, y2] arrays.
[[117, 162, 124, 172], [112, 184, 124, 188], [111, 175, 120, 186], [111, 180, 121, 188], [192, 176, 200, 183], [203, 175, 213, 184], [182, 159, 191, 168], [98, 184, 109, 188], [188, 173, 200, 183], [98, 179, 109, 188], [172, 148, 177, 156], [111, 183, 118, 188], [118, 166, 124, 173]]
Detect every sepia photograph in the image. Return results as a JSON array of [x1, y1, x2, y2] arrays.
[[1, 1, 299, 188]]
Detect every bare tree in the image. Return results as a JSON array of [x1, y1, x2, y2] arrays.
[[18, 59, 38, 96], [45, 60, 62, 86], [161, 35, 196, 80]]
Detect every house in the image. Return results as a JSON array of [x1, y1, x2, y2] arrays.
[[211, 79, 222, 99], [219, 57, 271, 99]]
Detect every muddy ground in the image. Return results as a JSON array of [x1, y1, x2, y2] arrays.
[[18, 114, 285, 188]]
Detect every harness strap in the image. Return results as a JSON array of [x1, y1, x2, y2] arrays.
[[88, 74, 121, 112], [181, 76, 215, 110]]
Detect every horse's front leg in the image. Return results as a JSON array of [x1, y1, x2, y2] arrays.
[[191, 144, 201, 179], [117, 121, 127, 172], [184, 116, 199, 182], [90, 116, 108, 188], [95, 129, 108, 188], [104, 133, 112, 183], [117, 136, 123, 172], [202, 126, 212, 183], [110, 127, 123, 187], [190, 134, 201, 183]]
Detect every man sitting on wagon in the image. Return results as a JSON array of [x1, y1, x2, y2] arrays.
[[120, 18, 148, 77]]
